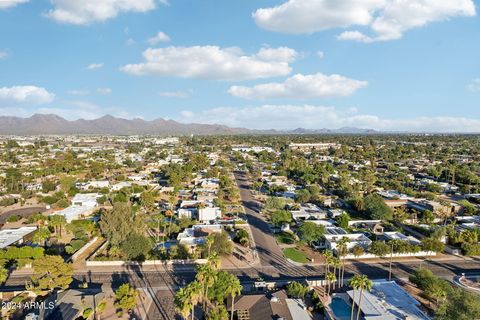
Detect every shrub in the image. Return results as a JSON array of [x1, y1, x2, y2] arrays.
[[7, 215, 21, 223], [82, 308, 93, 318]]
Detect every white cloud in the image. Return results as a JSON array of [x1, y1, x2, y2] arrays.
[[253, 0, 476, 42], [121, 46, 297, 80], [229, 73, 367, 99], [0, 50, 8, 59], [0, 86, 55, 105], [97, 87, 112, 95], [0, 0, 29, 9], [148, 31, 170, 45], [45, 0, 156, 25], [177, 104, 480, 132], [86, 63, 103, 70], [467, 78, 480, 92], [337, 31, 373, 43], [317, 51, 324, 59], [126, 38, 136, 46], [159, 90, 193, 98], [67, 89, 89, 96]]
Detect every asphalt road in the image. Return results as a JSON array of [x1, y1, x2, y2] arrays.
[[0, 206, 46, 224]]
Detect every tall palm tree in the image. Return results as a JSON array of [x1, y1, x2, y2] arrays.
[[225, 274, 242, 320], [322, 250, 334, 297], [186, 281, 203, 320], [207, 253, 221, 270], [175, 287, 193, 320], [349, 274, 373, 320], [196, 265, 217, 312], [388, 239, 405, 281], [205, 235, 214, 257], [337, 237, 350, 287], [326, 272, 336, 296], [331, 257, 340, 290]]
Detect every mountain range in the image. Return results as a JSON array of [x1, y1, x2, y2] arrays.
[[0, 114, 377, 135]]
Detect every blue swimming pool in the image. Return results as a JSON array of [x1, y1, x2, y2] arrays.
[[329, 297, 352, 320]]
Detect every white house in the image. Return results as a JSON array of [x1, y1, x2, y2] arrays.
[[198, 207, 222, 223], [0, 226, 38, 249], [54, 193, 101, 222]]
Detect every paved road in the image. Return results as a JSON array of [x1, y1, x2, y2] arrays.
[[234, 171, 292, 268], [0, 206, 46, 224]]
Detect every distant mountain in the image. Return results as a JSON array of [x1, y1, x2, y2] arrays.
[[0, 114, 253, 135], [0, 114, 378, 135], [289, 127, 378, 134]]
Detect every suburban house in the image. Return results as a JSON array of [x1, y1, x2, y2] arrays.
[[291, 203, 328, 221], [226, 289, 312, 320], [177, 224, 223, 250], [54, 193, 101, 222], [0, 226, 37, 249], [346, 280, 430, 320]]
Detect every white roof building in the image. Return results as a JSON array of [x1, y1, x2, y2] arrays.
[[347, 280, 430, 320], [55, 193, 100, 222], [177, 224, 223, 247], [291, 203, 328, 221], [198, 207, 222, 223], [384, 232, 421, 245], [324, 232, 372, 252], [0, 226, 37, 249]]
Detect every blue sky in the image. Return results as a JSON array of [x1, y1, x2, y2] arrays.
[[0, 0, 479, 131]]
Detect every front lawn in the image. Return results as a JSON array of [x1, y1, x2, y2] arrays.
[[283, 248, 309, 263]]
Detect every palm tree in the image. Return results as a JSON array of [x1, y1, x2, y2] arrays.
[[349, 274, 373, 320], [205, 234, 214, 257], [175, 287, 193, 320], [331, 257, 340, 290], [208, 253, 221, 270], [337, 237, 350, 287], [326, 272, 336, 296], [388, 239, 404, 281], [196, 265, 217, 312], [186, 281, 203, 320], [225, 274, 242, 320], [322, 250, 334, 297]]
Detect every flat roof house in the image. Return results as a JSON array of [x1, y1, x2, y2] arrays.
[[347, 280, 430, 320], [0, 226, 37, 249]]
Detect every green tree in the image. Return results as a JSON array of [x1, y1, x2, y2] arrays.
[[114, 283, 138, 311], [421, 237, 445, 253], [364, 194, 393, 220], [369, 241, 390, 257], [208, 232, 233, 256], [30, 255, 73, 294], [225, 273, 242, 320], [436, 288, 480, 320], [298, 222, 325, 246], [335, 213, 350, 229], [196, 264, 217, 312], [99, 202, 145, 247], [208, 305, 229, 320], [140, 190, 157, 213], [270, 210, 292, 226], [120, 233, 152, 261], [33, 227, 51, 245], [0, 266, 8, 284], [286, 281, 308, 299], [48, 214, 67, 236]]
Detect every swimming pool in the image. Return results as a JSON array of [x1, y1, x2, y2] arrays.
[[329, 296, 352, 320]]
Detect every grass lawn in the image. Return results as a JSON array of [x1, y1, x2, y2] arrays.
[[275, 232, 296, 244], [283, 248, 309, 263]]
